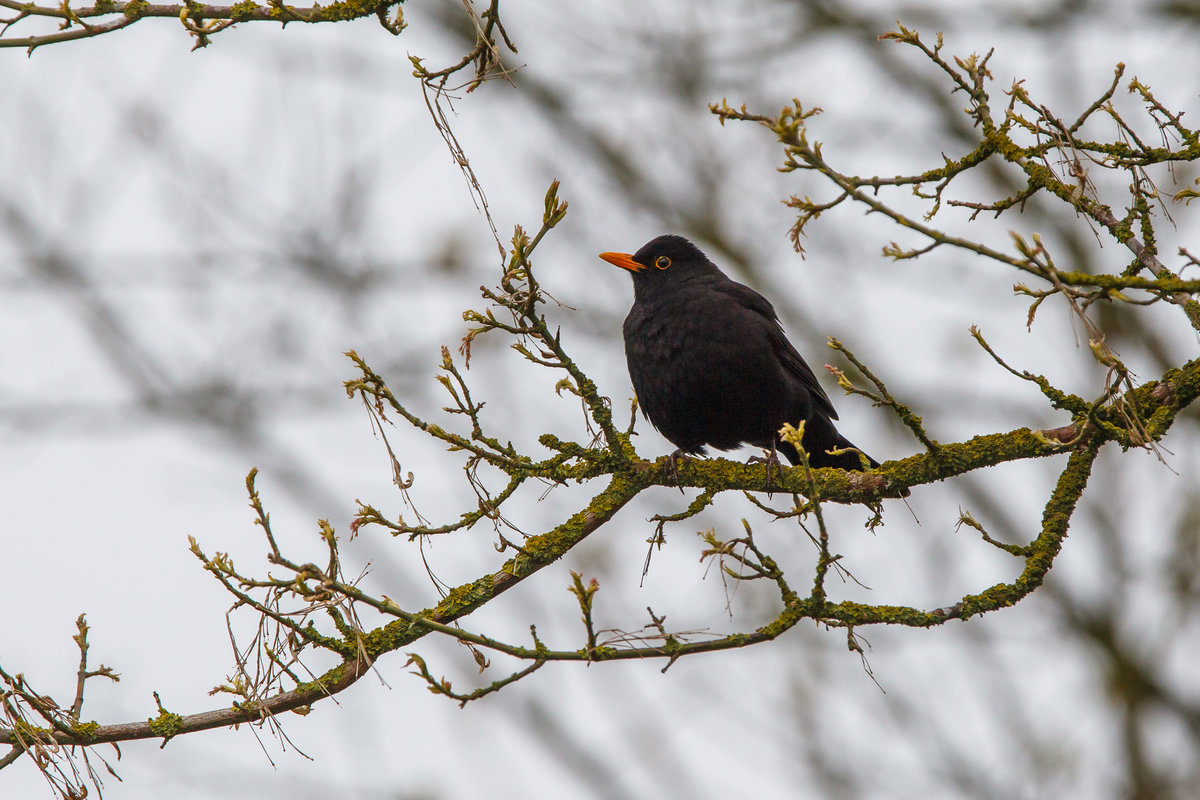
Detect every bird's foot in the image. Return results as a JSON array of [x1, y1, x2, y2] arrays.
[[665, 449, 691, 493], [747, 447, 785, 496]]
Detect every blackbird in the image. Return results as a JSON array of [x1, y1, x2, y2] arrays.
[[599, 234, 878, 472]]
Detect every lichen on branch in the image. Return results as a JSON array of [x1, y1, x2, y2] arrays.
[[5, 29, 1200, 797]]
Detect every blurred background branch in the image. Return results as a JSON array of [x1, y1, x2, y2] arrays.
[[3, 2, 1200, 799]]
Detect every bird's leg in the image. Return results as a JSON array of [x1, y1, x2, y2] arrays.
[[665, 449, 691, 493], [747, 445, 784, 495]]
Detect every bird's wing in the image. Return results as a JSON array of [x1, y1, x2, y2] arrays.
[[717, 280, 838, 420]]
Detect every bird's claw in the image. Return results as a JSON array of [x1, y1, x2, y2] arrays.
[[748, 447, 784, 496], [666, 449, 690, 493]]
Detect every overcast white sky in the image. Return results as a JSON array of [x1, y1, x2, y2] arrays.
[[4, 2, 1200, 798]]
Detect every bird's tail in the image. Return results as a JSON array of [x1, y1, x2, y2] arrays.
[[777, 419, 879, 472], [777, 420, 911, 496]]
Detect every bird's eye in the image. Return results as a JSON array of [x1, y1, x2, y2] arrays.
[[655, 256, 671, 270]]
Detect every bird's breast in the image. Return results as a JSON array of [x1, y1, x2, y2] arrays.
[[622, 291, 792, 452]]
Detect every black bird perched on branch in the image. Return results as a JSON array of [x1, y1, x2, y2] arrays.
[[600, 234, 878, 472]]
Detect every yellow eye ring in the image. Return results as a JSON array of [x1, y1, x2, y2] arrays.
[[655, 256, 671, 269]]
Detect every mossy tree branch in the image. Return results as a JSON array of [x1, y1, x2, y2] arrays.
[[0, 0, 509, 56], [4, 28, 1199, 798]]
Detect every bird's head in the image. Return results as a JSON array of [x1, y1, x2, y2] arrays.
[[599, 235, 721, 292]]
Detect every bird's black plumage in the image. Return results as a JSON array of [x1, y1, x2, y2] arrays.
[[600, 234, 878, 471]]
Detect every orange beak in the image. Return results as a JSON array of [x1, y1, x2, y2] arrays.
[[598, 251, 645, 272]]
